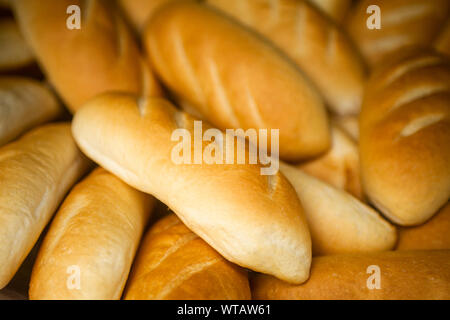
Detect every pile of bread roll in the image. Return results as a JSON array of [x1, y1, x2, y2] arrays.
[[0, 0, 449, 300]]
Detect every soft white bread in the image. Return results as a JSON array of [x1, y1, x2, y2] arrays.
[[72, 93, 312, 284], [0, 18, 34, 72], [252, 250, 450, 300], [12, 0, 161, 112], [397, 202, 450, 251], [0, 123, 91, 289], [0, 77, 61, 147], [435, 20, 450, 57], [347, 0, 450, 68], [206, 0, 366, 115], [297, 124, 363, 199], [308, 0, 352, 23], [29, 168, 155, 300], [359, 48, 450, 226], [279, 162, 396, 256], [332, 114, 359, 141], [124, 214, 251, 300], [144, 1, 330, 161]]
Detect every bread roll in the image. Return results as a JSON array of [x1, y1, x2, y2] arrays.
[[308, 0, 352, 22], [346, 0, 450, 67], [0, 77, 61, 147], [397, 202, 450, 251], [435, 20, 450, 57], [280, 162, 396, 256], [124, 214, 251, 300], [0, 123, 91, 289], [359, 48, 450, 226], [332, 114, 359, 141], [144, 1, 330, 160], [72, 93, 312, 284], [29, 168, 154, 300], [0, 18, 34, 72], [12, 0, 161, 112], [206, 0, 366, 116], [297, 124, 363, 199], [252, 250, 450, 300]]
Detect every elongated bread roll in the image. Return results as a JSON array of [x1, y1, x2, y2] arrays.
[[0, 123, 91, 289], [124, 214, 251, 300], [0, 77, 61, 147], [397, 202, 450, 251], [144, 1, 330, 160], [347, 0, 450, 67], [297, 124, 363, 199], [435, 20, 450, 57], [29, 168, 154, 300], [252, 250, 450, 300], [0, 18, 34, 72], [280, 162, 396, 255], [359, 49, 450, 226], [308, 0, 352, 23], [72, 93, 312, 284], [206, 0, 366, 115], [332, 114, 359, 141], [12, 0, 161, 112]]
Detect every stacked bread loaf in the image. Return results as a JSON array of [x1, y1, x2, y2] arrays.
[[0, 0, 448, 300]]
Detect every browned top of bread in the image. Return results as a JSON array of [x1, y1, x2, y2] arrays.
[[252, 250, 450, 300], [12, 0, 161, 112], [359, 48, 450, 226], [124, 214, 251, 300], [347, 0, 450, 67], [144, 1, 330, 160]]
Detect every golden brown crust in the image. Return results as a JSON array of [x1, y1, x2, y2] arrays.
[[0, 77, 61, 147], [12, 0, 161, 112], [359, 48, 450, 226], [0, 18, 34, 72], [252, 250, 450, 300], [346, 0, 450, 67], [144, 1, 330, 160], [124, 214, 251, 300], [435, 20, 450, 57], [307, 0, 352, 22], [0, 123, 91, 289], [280, 162, 396, 256], [207, 0, 366, 115], [396, 202, 450, 251], [72, 93, 312, 284]]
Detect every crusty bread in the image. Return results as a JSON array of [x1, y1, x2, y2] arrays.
[[0, 18, 34, 72], [346, 0, 450, 67], [396, 202, 450, 251], [206, 0, 366, 115], [29, 168, 154, 300], [252, 250, 450, 299], [332, 114, 359, 141], [435, 20, 450, 57], [12, 0, 161, 112], [308, 0, 352, 23], [280, 162, 396, 256], [0, 123, 91, 289], [0, 77, 61, 147], [143, 1, 330, 160], [72, 93, 312, 284], [124, 214, 251, 300], [297, 124, 363, 199], [359, 48, 450, 226]]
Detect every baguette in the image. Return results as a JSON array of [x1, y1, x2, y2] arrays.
[[124, 214, 251, 300], [0, 77, 61, 147], [252, 250, 450, 300], [396, 202, 450, 251], [296, 124, 363, 199], [435, 20, 450, 57], [72, 93, 312, 284], [308, 0, 352, 23], [143, 1, 330, 160], [359, 48, 450, 226], [346, 0, 450, 68], [206, 0, 366, 115], [29, 168, 155, 300], [279, 162, 396, 256], [0, 123, 91, 289], [12, 0, 161, 112], [0, 18, 34, 72]]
